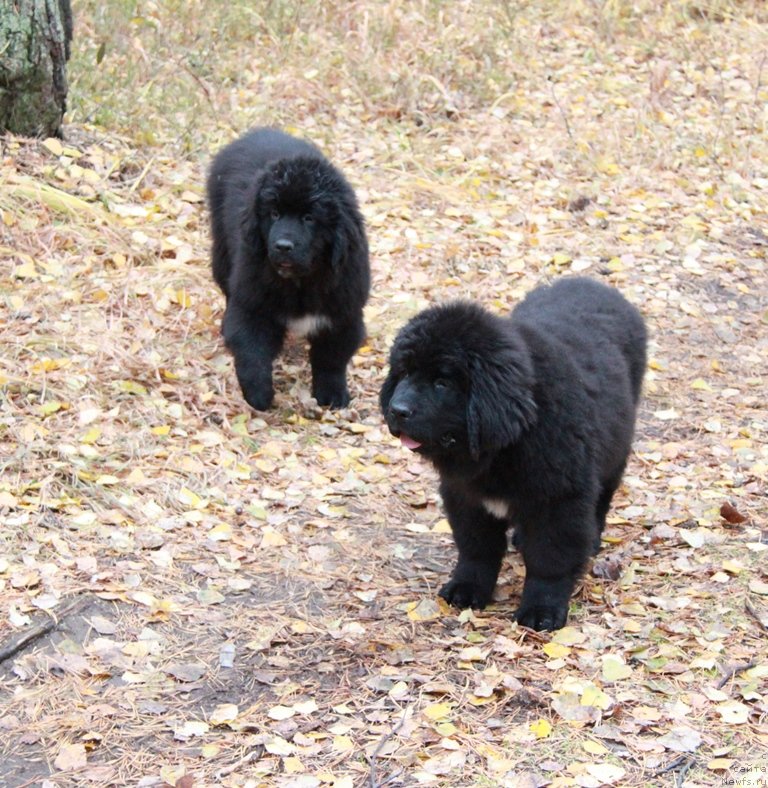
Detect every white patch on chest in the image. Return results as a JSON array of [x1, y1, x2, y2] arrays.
[[287, 314, 332, 337], [481, 498, 510, 519]]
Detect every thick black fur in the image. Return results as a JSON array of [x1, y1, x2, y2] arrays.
[[381, 277, 647, 631], [207, 128, 370, 410]]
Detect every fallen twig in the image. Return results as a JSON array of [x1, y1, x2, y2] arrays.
[[215, 746, 265, 778], [745, 599, 768, 633], [367, 709, 410, 788], [675, 757, 695, 787], [0, 595, 90, 664], [652, 755, 695, 782], [716, 660, 758, 690]]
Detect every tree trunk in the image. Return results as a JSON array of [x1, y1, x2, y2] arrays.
[[0, 0, 73, 138]]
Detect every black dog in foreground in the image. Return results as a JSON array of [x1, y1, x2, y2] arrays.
[[381, 277, 647, 631], [207, 128, 370, 410]]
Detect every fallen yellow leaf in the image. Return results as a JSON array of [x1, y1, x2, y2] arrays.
[[261, 526, 288, 547], [543, 642, 571, 659], [529, 718, 551, 738], [423, 702, 453, 721]]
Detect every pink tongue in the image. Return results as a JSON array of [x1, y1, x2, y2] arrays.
[[400, 434, 422, 450]]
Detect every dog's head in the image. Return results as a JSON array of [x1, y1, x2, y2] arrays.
[[380, 302, 537, 464], [246, 156, 363, 281]]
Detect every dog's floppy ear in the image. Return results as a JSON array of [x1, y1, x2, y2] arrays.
[[331, 199, 365, 271], [379, 367, 398, 414], [466, 345, 537, 460], [241, 174, 269, 260], [331, 222, 350, 270]]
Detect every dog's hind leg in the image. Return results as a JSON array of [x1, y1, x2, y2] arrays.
[[594, 466, 626, 553]]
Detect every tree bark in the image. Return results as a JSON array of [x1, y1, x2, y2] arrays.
[[0, 0, 73, 138]]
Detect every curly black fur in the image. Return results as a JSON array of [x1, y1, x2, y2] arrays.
[[381, 277, 647, 631], [207, 128, 370, 410]]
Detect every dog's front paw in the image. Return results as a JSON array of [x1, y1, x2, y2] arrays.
[[515, 601, 569, 632], [240, 381, 274, 411], [516, 573, 575, 631], [439, 580, 493, 610], [312, 377, 350, 409]]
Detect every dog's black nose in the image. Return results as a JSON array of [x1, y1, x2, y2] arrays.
[[274, 238, 294, 253], [389, 400, 413, 420]]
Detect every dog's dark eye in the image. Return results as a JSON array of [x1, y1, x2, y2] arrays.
[[434, 378, 449, 390], [270, 209, 279, 220], [303, 214, 314, 223]]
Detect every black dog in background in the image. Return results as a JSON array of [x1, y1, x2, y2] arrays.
[[381, 277, 647, 631], [207, 128, 370, 410]]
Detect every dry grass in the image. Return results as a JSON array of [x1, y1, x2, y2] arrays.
[[1, 0, 767, 786]]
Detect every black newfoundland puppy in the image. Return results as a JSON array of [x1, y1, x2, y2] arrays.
[[207, 128, 370, 410], [381, 277, 647, 631]]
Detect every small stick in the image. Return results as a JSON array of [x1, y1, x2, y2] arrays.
[[0, 595, 88, 664], [675, 757, 695, 787], [367, 709, 410, 788], [652, 755, 691, 776], [746, 599, 768, 633], [215, 746, 265, 778], [716, 660, 758, 690], [548, 77, 575, 147]]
